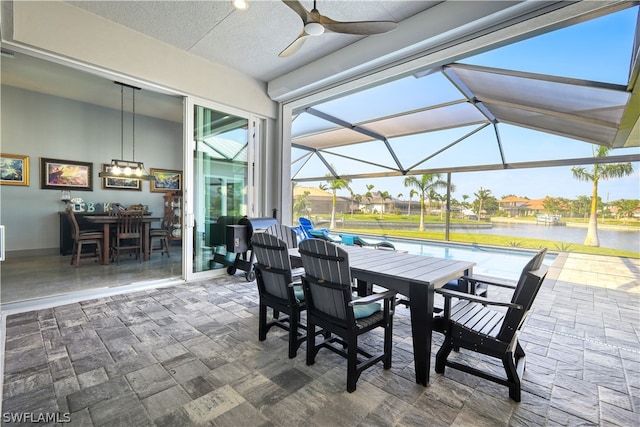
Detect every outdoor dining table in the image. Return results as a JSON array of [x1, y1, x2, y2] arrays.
[[290, 244, 475, 386], [84, 215, 161, 264]]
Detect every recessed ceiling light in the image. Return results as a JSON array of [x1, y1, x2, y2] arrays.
[[232, 0, 248, 11]]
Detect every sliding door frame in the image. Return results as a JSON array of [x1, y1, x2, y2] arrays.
[[184, 96, 262, 282]]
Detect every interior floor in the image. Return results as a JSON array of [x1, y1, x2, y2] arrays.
[[0, 247, 184, 305]]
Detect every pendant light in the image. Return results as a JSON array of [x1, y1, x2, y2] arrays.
[[99, 82, 153, 181]]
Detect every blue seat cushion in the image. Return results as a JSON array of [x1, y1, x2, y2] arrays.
[[293, 285, 305, 302], [353, 302, 381, 319]]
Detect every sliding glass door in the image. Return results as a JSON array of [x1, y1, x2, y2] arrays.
[[186, 101, 256, 279]]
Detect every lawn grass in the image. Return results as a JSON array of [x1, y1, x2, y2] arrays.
[[338, 227, 640, 259], [334, 213, 640, 228]]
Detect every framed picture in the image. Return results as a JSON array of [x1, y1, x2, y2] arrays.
[[0, 153, 30, 186], [40, 157, 93, 191], [101, 164, 142, 191], [150, 168, 182, 192]]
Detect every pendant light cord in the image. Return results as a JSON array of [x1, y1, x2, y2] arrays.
[[120, 84, 124, 160], [132, 86, 136, 162]]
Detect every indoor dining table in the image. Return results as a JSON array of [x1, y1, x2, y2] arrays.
[[85, 215, 161, 264], [290, 244, 475, 386]]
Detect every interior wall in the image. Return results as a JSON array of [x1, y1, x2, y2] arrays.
[[0, 85, 182, 252], [7, 0, 277, 119]]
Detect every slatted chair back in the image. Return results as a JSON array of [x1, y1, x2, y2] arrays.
[[66, 205, 104, 267], [497, 248, 548, 341], [67, 206, 81, 241], [112, 210, 144, 264], [264, 224, 299, 248], [252, 233, 295, 300], [116, 210, 144, 238], [252, 232, 307, 358], [298, 238, 396, 392], [298, 238, 353, 323]]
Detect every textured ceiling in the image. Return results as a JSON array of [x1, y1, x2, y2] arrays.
[[65, 0, 438, 82]]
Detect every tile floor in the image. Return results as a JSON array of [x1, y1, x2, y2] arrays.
[[1, 253, 639, 426], [0, 248, 183, 305]]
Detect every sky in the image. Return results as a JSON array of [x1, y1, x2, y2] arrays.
[[291, 5, 640, 203]]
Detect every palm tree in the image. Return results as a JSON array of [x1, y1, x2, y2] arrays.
[[407, 189, 418, 216], [364, 184, 375, 214], [293, 190, 311, 219], [427, 189, 440, 215], [403, 174, 447, 231], [474, 187, 492, 222], [377, 190, 392, 219], [322, 176, 352, 229], [613, 199, 639, 225], [353, 194, 363, 214], [347, 188, 356, 217], [572, 146, 634, 246], [461, 194, 470, 208]]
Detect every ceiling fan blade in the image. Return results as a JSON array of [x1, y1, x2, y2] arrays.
[[279, 32, 310, 57], [321, 18, 398, 35], [282, 0, 312, 24]]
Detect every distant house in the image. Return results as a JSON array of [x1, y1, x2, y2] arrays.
[[499, 196, 547, 217], [498, 196, 530, 216], [292, 186, 350, 217], [462, 209, 478, 220], [609, 203, 640, 218], [524, 198, 551, 216]]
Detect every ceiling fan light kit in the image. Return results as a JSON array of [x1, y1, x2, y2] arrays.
[[304, 22, 325, 36], [280, 0, 397, 57]]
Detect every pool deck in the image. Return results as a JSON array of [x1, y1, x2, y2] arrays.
[[1, 252, 639, 426]]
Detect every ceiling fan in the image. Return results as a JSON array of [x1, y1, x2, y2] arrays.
[[279, 0, 398, 57]]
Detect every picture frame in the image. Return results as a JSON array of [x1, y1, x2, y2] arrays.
[[101, 163, 142, 191], [0, 153, 30, 186], [150, 168, 182, 192], [40, 157, 93, 191]]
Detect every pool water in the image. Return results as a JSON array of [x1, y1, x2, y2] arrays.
[[364, 238, 556, 280]]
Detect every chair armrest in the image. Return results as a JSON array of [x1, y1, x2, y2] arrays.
[[291, 267, 305, 277], [436, 288, 522, 309], [349, 290, 397, 306], [462, 274, 517, 289]]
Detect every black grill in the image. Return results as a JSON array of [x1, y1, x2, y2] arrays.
[[215, 216, 279, 281]]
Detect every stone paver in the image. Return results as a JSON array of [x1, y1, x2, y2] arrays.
[[2, 254, 639, 426]]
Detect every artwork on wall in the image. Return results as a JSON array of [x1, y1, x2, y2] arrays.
[[0, 153, 30, 186], [40, 157, 93, 191], [101, 163, 142, 191], [150, 168, 182, 192]]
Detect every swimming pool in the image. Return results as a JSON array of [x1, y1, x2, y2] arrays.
[[361, 237, 556, 280]]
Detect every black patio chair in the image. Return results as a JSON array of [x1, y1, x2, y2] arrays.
[[252, 232, 307, 358], [299, 238, 396, 392], [435, 248, 548, 401], [264, 223, 303, 269]]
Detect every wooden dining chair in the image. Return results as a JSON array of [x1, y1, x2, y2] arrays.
[[112, 210, 144, 264], [67, 206, 104, 267], [298, 238, 396, 392], [149, 218, 171, 258]]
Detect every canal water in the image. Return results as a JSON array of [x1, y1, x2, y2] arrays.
[[458, 223, 639, 252]]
